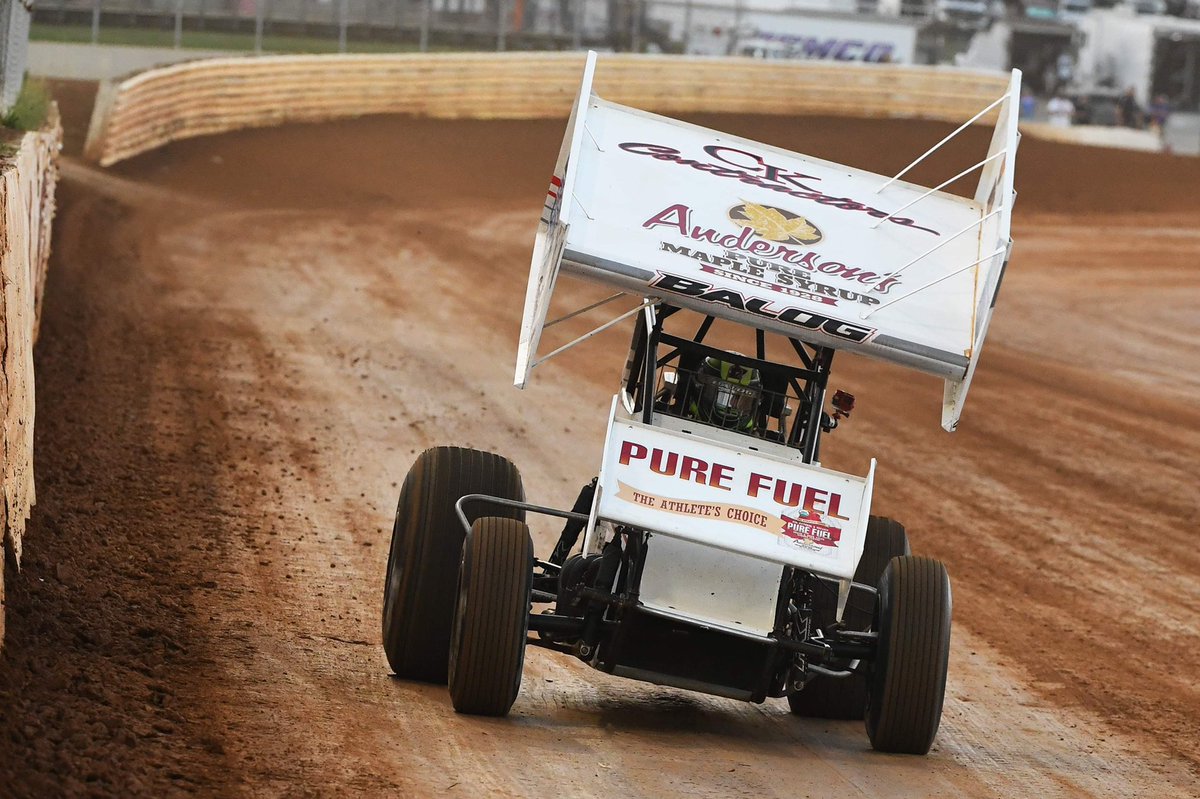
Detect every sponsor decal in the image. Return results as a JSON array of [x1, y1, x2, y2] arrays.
[[781, 509, 842, 549], [617, 142, 941, 236], [614, 438, 849, 551], [658, 243, 878, 307], [643, 202, 901, 307], [747, 31, 898, 64], [649, 272, 876, 343], [727, 201, 822, 245], [539, 174, 563, 226]]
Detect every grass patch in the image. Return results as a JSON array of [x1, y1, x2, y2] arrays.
[[30, 22, 427, 54], [2, 77, 51, 132]]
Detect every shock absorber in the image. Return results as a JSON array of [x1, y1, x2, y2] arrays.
[[789, 572, 817, 692], [577, 538, 621, 660]]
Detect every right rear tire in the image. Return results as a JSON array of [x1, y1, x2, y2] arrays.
[[382, 447, 524, 683], [787, 516, 910, 719], [866, 555, 953, 755]]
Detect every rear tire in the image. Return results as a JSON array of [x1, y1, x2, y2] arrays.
[[382, 447, 524, 683], [866, 555, 952, 755], [788, 516, 910, 719], [448, 517, 533, 716]]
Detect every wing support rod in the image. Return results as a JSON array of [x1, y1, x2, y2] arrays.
[[531, 298, 658, 369], [870, 150, 1006, 230], [875, 92, 1009, 195], [544, 292, 626, 328], [860, 246, 1006, 320], [871, 206, 1005, 290]]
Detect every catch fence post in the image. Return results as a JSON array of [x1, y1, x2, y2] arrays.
[[338, 0, 348, 53], [91, 0, 100, 44], [631, 0, 641, 53], [174, 0, 183, 49], [254, 0, 264, 54], [497, 0, 507, 51], [420, 0, 431, 52], [731, 0, 743, 56], [682, 0, 692, 54], [0, 0, 32, 114]]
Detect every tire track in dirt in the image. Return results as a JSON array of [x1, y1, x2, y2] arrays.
[[0, 180, 242, 795]]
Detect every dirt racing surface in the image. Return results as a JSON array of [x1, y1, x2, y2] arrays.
[[1, 95, 1198, 797]]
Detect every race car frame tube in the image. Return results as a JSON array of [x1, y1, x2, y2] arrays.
[[453, 493, 875, 693], [623, 303, 836, 465]]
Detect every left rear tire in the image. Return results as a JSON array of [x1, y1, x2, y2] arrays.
[[448, 516, 533, 716], [382, 447, 524, 683]]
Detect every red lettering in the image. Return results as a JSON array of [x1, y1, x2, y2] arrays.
[[794, 252, 820, 271], [621, 140, 941, 236], [773, 480, 804, 508], [803, 487, 830, 514], [748, 472, 772, 497], [710, 463, 734, 491], [703, 145, 763, 173], [642, 203, 690, 235], [874, 275, 900, 294], [828, 492, 849, 520], [619, 441, 647, 466], [679, 456, 709, 484], [649, 449, 679, 476]]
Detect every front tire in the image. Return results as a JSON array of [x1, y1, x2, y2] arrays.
[[866, 555, 952, 755], [788, 516, 910, 719], [448, 516, 533, 716], [382, 447, 524, 683]]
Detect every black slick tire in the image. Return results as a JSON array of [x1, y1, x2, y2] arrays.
[[382, 447, 524, 683], [788, 516, 910, 719], [866, 555, 952, 755], [448, 516, 533, 716]]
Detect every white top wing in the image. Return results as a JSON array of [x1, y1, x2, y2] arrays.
[[517, 55, 1020, 432]]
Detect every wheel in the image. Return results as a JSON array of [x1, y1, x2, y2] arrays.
[[788, 516, 910, 719], [448, 516, 533, 716], [382, 447, 524, 683], [866, 555, 952, 755]]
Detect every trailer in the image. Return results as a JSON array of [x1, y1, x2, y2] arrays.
[[962, 6, 1200, 109], [730, 11, 921, 63]]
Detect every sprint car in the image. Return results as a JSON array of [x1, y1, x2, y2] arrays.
[[382, 53, 1020, 755]]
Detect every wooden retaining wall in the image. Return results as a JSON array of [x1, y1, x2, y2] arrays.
[[84, 52, 1011, 166], [0, 108, 62, 642]]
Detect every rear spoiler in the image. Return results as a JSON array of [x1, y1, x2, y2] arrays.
[[517, 52, 1020, 432]]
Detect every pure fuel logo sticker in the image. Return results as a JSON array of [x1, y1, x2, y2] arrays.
[[781, 509, 842, 550]]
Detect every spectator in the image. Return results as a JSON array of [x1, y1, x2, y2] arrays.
[[1019, 89, 1037, 120], [1047, 94, 1075, 128], [1148, 94, 1172, 141], [1118, 88, 1144, 129]]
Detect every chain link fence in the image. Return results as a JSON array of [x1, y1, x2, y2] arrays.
[[1, 0, 33, 113], [32, 0, 957, 59]]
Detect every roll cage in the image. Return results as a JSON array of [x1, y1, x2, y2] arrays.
[[623, 304, 836, 464]]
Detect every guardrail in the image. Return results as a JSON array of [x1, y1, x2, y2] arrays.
[[84, 52, 1011, 166], [0, 107, 62, 642]]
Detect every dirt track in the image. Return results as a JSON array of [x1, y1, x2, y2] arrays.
[[1, 93, 1198, 796]]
